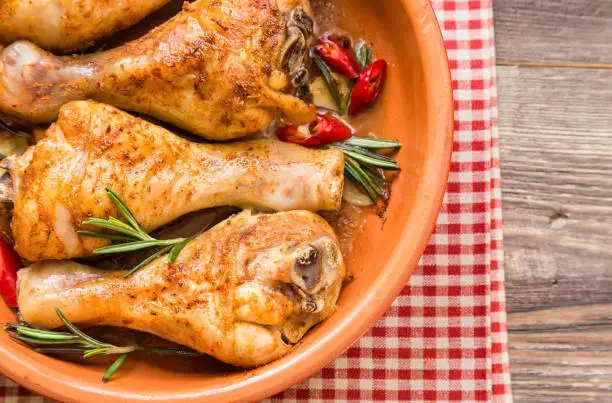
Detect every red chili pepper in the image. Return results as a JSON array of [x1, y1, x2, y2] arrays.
[[314, 37, 361, 79], [276, 114, 352, 147], [0, 238, 20, 307], [349, 59, 387, 115]]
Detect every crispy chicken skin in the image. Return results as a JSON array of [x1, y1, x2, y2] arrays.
[[8, 101, 343, 261], [18, 210, 345, 367], [0, 0, 316, 139], [0, 0, 171, 52]]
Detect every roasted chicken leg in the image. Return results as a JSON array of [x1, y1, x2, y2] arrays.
[[18, 210, 345, 367], [0, 0, 171, 52], [0, 0, 316, 139], [6, 101, 343, 261]]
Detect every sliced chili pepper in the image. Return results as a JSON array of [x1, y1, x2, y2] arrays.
[[276, 114, 352, 147], [349, 59, 387, 116], [314, 37, 361, 79], [0, 238, 20, 307], [276, 124, 311, 145]]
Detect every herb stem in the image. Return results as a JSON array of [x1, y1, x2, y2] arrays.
[[92, 239, 185, 255], [330, 135, 401, 204], [122, 245, 174, 278], [78, 189, 193, 276], [4, 308, 202, 383]]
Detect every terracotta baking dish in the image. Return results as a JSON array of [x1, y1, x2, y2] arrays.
[[0, 0, 452, 400]]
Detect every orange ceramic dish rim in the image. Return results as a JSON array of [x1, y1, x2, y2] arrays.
[[0, 0, 453, 401]]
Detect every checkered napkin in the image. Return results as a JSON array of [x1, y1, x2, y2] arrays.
[[0, 1, 511, 401]]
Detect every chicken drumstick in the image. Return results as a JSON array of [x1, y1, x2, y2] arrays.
[[0, 0, 171, 52], [18, 210, 345, 367], [0, 0, 316, 140], [6, 101, 343, 261]]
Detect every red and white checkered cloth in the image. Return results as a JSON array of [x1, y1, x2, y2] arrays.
[[0, 0, 511, 401]]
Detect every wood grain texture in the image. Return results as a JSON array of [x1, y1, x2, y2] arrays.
[[498, 63, 612, 401], [498, 65, 612, 313], [494, 0, 612, 64], [508, 305, 612, 402]]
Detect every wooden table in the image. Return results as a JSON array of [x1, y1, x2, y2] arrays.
[[494, 1, 612, 401]]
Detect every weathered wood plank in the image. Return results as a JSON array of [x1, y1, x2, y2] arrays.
[[494, 0, 612, 65], [498, 64, 612, 400], [498, 65, 612, 314], [507, 305, 612, 402]]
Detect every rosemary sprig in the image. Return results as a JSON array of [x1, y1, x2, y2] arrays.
[[332, 136, 401, 203], [4, 308, 201, 382], [77, 188, 191, 277]]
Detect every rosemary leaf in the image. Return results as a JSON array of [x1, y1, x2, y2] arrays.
[[344, 161, 377, 203], [334, 143, 398, 164], [340, 148, 400, 170], [76, 231, 136, 243], [105, 188, 142, 232], [107, 217, 152, 241], [55, 308, 107, 348], [168, 238, 191, 264], [8, 333, 79, 345], [123, 245, 174, 278], [93, 240, 176, 255], [346, 157, 383, 196], [107, 217, 134, 230], [312, 53, 344, 112], [34, 347, 88, 355], [343, 136, 401, 149], [355, 41, 373, 70], [333, 134, 403, 202], [5, 307, 203, 383], [15, 327, 80, 341], [79, 189, 194, 270], [82, 219, 143, 240], [102, 353, 129, 383], [344, 81, 354, 115]]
